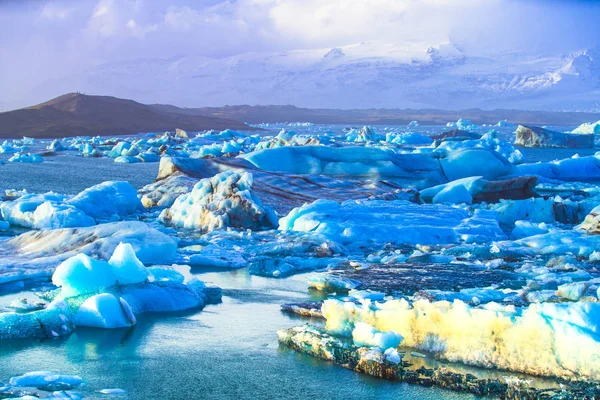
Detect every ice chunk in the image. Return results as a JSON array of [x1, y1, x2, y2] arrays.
[[108, 242, 150, 285], [515, 125, 594, 148], [279, 199, 505, 246], [421, 175, 536, 204], [240, 146, 514, 184], [322, 298, 600, 379], [307, 275, 359, 293], [0, 300, 75, 339], [515, 154, 600, 182], [67, 181, 142, 220], [579, 204, 600, 233], [9, 371, 82, 388], [8, 153, 43, 163], [386, 132, 433, 145], [73, 293, 136, 328], [512, 220, 551, 238], [139, 175, 198, 208], [570, 120, 600, 135], [47, 139, 65, 152], [4, 221, 177, 275], [432, 184, 472, 205], [159, 171, 277, 231], [384, 347, 401, 364], [99, 389, 127, 395], [555, 282, 589, 301], [32, 201, 95, 229], [52, 254, 119, 298], [352, 322, 403, 349]]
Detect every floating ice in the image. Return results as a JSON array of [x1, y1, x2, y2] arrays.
[[67, 181, 142, 220], [322, 298, 600, 379], [570, 120, 600, 135], [420, 175, 536, 205], [159, 171, 277, 231], [515, 154, 600, 181], [9, 371, 82, 388], [53, 254, 120, 298], [73, 293, 136, 329], [279, 199, 505, 246], [352, 322, 403, 349], [240, 146, 514, 185], [515, 125, 594, 148], [1, 221, 177, 285], [307, 275, 359, 293], [8, 152, 43, 163], [0, 301, 74, 339]]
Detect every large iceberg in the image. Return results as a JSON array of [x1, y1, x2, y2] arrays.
[[0, 181, 143, 229], [240, 146, 514, 186], [279, 199, 505, 246], [420, 175, 537, 204], [159, 170, 277, 231], [322, 298, 600, 380], [67, 181, 142, 220], [515, 125, 594, 148], [0, 243, 221, 338], [0, 221, 177, 286], [571, 120, 600, 135]]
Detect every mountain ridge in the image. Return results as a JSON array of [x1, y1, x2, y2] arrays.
[[0, 93, 252, 139]]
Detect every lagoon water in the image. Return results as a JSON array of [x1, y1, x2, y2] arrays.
[[0, 270, 473, 399]]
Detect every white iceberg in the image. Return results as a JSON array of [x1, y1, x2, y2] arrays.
[[322, 298, 600, 379], [159, 171, 277, 231], [73, 293, 136, 329]]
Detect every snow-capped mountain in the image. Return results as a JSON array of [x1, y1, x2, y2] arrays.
[[23, 42, 600, 111]]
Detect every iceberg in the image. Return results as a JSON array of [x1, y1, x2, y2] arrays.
[[279, 199, 506, 246], [322, 298, 600, 379], [0, 242, 221, 338], [571, 120, 600, 135], [9, 371, 82, 388], [352, 322, 403, 349], [515, 154, 600, 182], [52, 243, 150, 297], [8, 152, 43, 163], [515, 125, 594, 148], [149, 156, 411, 215], [159, 171, 277, 231], [67, 181, 142, 220], [240, 146, 514, 185], [139, 174, 198, 208], [420, 176, 537, 204], [0, 221, 177, 285], [72, 293, 136, 328]]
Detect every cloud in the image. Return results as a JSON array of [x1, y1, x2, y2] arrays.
[[0, 0, 599, 109], [40, 1, 75, 20]]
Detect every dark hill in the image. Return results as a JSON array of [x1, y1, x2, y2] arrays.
[[0, 93, 252, 138]]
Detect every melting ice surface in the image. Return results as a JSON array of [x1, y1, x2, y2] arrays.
[[1, 122, 600, 398]]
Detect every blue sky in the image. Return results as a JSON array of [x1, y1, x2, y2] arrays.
[[1, 0, 599, 110]]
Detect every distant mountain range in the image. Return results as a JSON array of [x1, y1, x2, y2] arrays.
[[16, 42, 600, 112], [0, 93, 251, 138], [2, 92, 600, 139], [152, 103, 600, 127]]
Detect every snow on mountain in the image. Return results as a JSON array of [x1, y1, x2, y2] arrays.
[[24, 42, 600, 112]]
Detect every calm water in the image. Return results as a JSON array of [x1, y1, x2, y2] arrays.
[[0, 270, 473, 399]]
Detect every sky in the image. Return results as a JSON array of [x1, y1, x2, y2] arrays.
[[1, 0, 599, 110]]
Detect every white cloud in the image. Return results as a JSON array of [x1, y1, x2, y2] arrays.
[[40, 1, 75, 20], [0, 0, 598, 109]]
